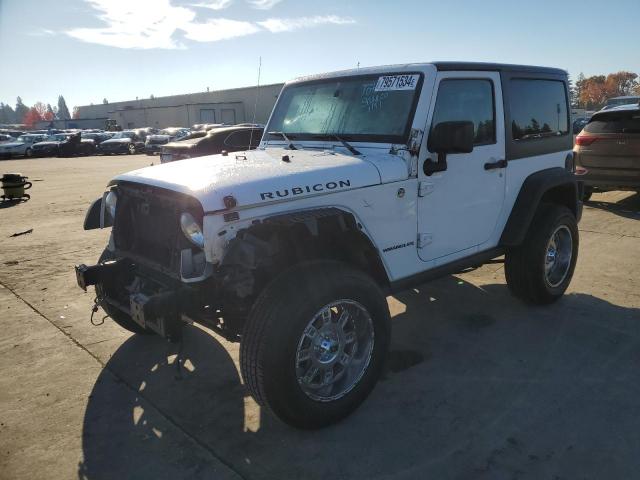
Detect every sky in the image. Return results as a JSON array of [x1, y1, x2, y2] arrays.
[[1, 0, 639, 110]]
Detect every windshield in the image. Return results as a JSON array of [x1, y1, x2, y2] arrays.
[[607, 97, 640, 107], [266, 73, 422, 143], [111, 131, 133, 139]]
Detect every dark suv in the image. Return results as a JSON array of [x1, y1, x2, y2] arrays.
[[160, 126, 263, 163], [574, 104, 640, 200]]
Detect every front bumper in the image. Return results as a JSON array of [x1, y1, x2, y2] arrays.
[[75, 257, 204, 341]]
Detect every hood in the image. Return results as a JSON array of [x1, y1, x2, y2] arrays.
[[101, 138, 131, 145], [112, 148, 408, 212]]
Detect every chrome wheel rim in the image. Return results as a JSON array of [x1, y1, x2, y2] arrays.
[[295, 300, 374, 402], [545, 225, 573, 288], [128, 144, 135, 154]]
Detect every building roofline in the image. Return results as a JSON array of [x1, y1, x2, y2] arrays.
[[77, 83, 284, 110]]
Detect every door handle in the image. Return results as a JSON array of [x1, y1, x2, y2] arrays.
[[484, 159, 508, 170]]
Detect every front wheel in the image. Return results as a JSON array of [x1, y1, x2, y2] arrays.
[[240, 261, 390, 429], [505, 204, 579, 305]]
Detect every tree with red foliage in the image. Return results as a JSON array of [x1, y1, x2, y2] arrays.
[[23, 107, 43, 128]]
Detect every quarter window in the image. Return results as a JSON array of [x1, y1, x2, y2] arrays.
[[431, 79, 495, 146], [510, 79, 568, 140]]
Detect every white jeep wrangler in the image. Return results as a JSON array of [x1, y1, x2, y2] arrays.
[[76, 62, 582, 429]]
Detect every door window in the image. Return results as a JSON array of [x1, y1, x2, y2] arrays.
[[430, 79, 495, 146], [510, 79, 568, 140]]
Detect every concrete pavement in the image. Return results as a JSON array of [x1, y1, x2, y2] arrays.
[[1, 155, 639, 479]]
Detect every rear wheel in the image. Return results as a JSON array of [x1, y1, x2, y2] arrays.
[[95, 249, 151, 334], [240, 261, 390, 429], [24, 148, 32, 158], [128, 143, 136, 154], [505, 204, 578, 305]]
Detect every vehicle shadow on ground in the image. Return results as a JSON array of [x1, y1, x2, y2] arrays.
[[0, 198, 29, 208], [80, 277, 640, 480], [587, 192, 640, 220]]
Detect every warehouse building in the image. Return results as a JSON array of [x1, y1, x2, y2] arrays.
[[45, 83, 284, 130]]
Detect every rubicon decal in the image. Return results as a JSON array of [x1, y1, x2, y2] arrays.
[[382, 241, 415, 253], [260, 180, 351, 200]]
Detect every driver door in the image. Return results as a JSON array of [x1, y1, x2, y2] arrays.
[[417, 72, 506, 263]]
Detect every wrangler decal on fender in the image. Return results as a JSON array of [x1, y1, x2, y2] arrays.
[[260, 180, 351, 200]]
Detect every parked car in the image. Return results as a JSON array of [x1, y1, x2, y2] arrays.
[[574, 104, 640, 200], [160, 126, 263, 163], [600, 96, 640, 111], [0, 134, 12, 142], [31, 132, 96, 157], [0, 134, 48, 158], [191, 123, 227, 132], [97, 131, 145, 155], [145, 127, 190, 155], [77, 62, 581, 429], [81, 132, 112, 145], [572, 118, 589, 134]]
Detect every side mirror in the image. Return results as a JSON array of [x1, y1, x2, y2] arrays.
[[424, 121, 475, 175]]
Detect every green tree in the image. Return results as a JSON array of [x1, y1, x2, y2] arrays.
[[15, 97, 29, 123], [57, 95, 71, 120], [0, 103, 17, 124]]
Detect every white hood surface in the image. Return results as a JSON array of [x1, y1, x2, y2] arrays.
[[113, 148, 408, 212]]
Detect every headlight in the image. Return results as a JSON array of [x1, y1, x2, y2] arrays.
[[180, 212, 204, 248], [105, 190, 117, 220]]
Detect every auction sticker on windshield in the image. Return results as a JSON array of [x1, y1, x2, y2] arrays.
[[375, 74, 420, 92]]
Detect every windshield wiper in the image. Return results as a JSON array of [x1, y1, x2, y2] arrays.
[[329, 134, 361, 156], [268, 131, 297, 150]]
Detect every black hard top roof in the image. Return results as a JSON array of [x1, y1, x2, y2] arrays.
[[433, 62, 566, 76]]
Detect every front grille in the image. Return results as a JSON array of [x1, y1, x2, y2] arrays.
[[113, 183, 203, 273]]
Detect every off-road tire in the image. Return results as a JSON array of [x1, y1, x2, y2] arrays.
[[505, 204, 578, 305], [95, 249, 151, 334], [240, 261, 390, 429]]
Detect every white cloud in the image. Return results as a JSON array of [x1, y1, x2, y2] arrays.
[[258, 15, 355, 33], [190, 0, 234, 10], [247, 0, 283, 10], [66, 0, 195, 49], [65, 0, 355, 49], [182, 18, 260, 42]]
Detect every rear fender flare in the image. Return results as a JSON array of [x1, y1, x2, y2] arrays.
[[500, 167, 580, 246]]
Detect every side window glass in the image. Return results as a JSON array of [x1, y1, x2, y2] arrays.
[[431, 79, 495, 146], [510, 79, 568, 140]]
